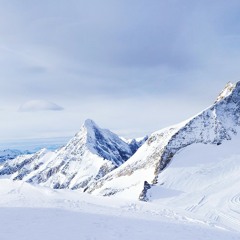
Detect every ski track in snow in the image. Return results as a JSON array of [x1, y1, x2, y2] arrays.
[[229, 193, 240, 212], [1, 208, 239, 240], [0, 179, 239, 240]]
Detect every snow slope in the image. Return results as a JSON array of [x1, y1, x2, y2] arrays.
[[0, 119, 145, 190], [146, 131, 240, 231], [0, 179, 239, 240], [87, 81, 240, 201]]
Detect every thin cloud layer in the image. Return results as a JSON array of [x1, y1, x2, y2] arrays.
[[19, 100, 64, 112], [0, 1, 240, 140]]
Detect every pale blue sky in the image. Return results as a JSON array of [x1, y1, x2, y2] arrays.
[[1, 0, 240, 141]]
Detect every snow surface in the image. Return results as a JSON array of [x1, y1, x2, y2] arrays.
[[147, 132, 240, 232], [0, 179, 239, 240]]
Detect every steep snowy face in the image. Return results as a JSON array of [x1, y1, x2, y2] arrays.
[[87, 81, 240, 200], [79, 119, 134, 166], [0, 120, 139, 190]]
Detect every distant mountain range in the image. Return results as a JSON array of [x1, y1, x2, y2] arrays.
[[0, 149, 30, 163], [0, 137, 70, 152]]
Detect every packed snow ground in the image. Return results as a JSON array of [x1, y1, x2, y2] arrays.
[[0, 179, 239, 240]]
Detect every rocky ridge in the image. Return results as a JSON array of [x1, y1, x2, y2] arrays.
[[86, 81, 240, 200]]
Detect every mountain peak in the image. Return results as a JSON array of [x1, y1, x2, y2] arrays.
[[83, 119, 99, 129], [74, 119, 99, 138], [0, 118, 144, 190], [70, 119, 137, 167], [215, 81, 236, 103]]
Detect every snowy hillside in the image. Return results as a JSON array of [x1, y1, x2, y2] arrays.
[[87, 81, 240, 201], [147, 132, 240, 231], [0, 119, 145, 190], [0, 179, 239, 240]]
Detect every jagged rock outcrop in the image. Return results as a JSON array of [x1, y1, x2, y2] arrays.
[[127, 136, 148, 154], [86, 81, 240, 200]]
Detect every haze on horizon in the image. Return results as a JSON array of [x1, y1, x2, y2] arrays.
[[1, 0, 240, 142]]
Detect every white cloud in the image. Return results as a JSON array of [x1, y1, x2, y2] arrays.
[[19, 100, 64, 112]]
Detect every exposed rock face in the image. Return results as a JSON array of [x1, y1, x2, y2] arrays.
[[128, 136, 148, 154], [86, 81, 240, 200], [0, 120, 145, 190]]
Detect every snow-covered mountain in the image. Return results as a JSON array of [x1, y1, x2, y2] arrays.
[[1, 81, 240, 205], [1, 82, 240, 238], [86, 81, 240, 200], [0, 119, 146, 190]]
